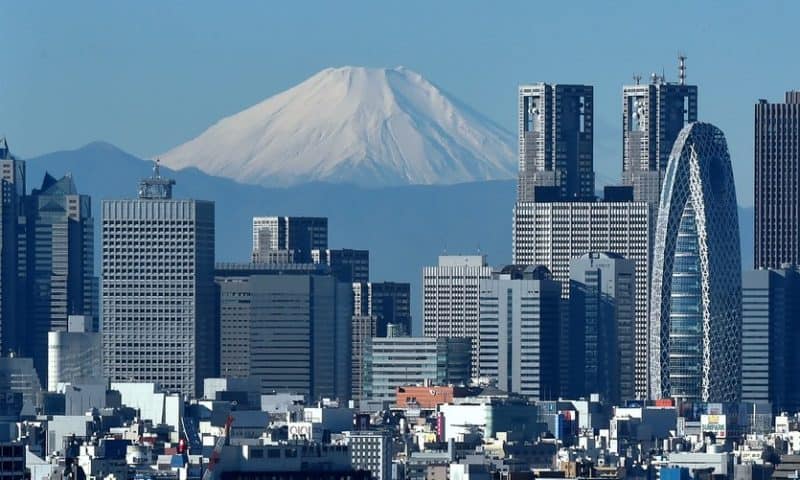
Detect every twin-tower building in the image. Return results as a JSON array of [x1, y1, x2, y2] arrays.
[[511, 59, 742, 402]]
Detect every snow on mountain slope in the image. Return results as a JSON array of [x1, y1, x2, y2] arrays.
[[159, 66, 515, 187]]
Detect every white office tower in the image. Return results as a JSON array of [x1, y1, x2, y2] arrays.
[[478, 265, 561, 400], [102, 164, 216, 397], [47, 315, 102, 391], [423, 255, 493, 372], [512, 201, 650, 397]]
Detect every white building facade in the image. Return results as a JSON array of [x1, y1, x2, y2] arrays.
[[423, 255, 493, 372], [512, 201, 650, 397]]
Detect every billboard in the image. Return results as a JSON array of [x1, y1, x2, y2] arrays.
[[287, 422, 321, 442], [701, 414, 727, 439]]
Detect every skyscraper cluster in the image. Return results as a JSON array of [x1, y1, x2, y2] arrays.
[[0, 58, 798, 421], [421, 57, 775, 406], [0, 138, 97, 390]]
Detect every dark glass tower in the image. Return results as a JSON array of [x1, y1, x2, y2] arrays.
[[755, 92, 800, 269], [0, 138, 26, 357], [517, 83, 594, 202], [25, 173, 95, 384]]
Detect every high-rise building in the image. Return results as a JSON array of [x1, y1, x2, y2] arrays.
[[512, 201, 650, 397], [622, 60, 698, 206], [741, 267, 800, 412], [352, 281, 411, 404], [649, 122, 741, 402], [0, 138, 25, 358], [423, 255, 493, 373], [214, 262, 352, 400], [517, 84, 594, 202], [313, 248, 369, 283], [363, 336, 471, 407], [25, 173, 95, 386], [46, 315, 102, 391], [351, 313, 376, 405], [569, 252, 636, 403], [353, 282, 411, 336], [102, 164, 216, 397], [252, 216, 327, 263], [754, 92, 800, 269], [477, 265, 561, 400]]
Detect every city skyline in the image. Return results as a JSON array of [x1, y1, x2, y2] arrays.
[[5, 5, 800, 480]]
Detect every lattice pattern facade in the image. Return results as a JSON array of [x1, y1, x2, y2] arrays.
[[649, 122, 741, 402]]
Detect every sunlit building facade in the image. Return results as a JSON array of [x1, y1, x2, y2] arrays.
[[649, 122, 741, 402]]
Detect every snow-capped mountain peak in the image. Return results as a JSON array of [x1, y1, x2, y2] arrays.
[[159, 66, 515, 187]]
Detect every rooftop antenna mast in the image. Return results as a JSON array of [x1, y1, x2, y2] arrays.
[[633, 74, 642, 85], [678, 53, 687, 85]]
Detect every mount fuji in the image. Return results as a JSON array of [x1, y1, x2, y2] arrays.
[[159, 66, 516, 187]]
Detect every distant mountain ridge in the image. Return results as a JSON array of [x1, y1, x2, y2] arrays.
[[26, 142, 755, 331], [159, 66, 516, 187]]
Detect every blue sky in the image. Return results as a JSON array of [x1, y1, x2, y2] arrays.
[[2, 1, 798, 206]]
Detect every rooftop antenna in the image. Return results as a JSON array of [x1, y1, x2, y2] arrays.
[[633, 74, 641, 85], [678, 53, 687, 85]]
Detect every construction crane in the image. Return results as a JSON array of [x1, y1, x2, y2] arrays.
[[202, 415, 234, 480]]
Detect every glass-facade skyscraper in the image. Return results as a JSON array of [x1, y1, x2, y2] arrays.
[[649, 122, 741, 402], [25, 173, 95, 386], [0, 138, 25, 358]]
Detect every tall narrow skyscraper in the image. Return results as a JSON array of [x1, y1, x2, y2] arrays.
[[754, 92, 800, 269], [649, 122, 741, 402], [517, 84, 594, 202], [569, 252, 636, 403], [102, 164, 216, 397], [0, 138, 25, 357], [478, 265, 561, 400], [622, 60, 698, 206], [24, 173, 95, 385]]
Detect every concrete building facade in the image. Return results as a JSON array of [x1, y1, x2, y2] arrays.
[[102, 165, 216, 397], [477, 265, 561, 400], [215, 263, 352, 401], [423, 255, 493, 373], [622, 65, 698, 207], [252, 216, 327, 263], [512, 201, 650, 397], [47, 315, 102, 391], [363, 336, 471, 406], [754, 92, 800, 269], [517, 84, 594, 202]]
